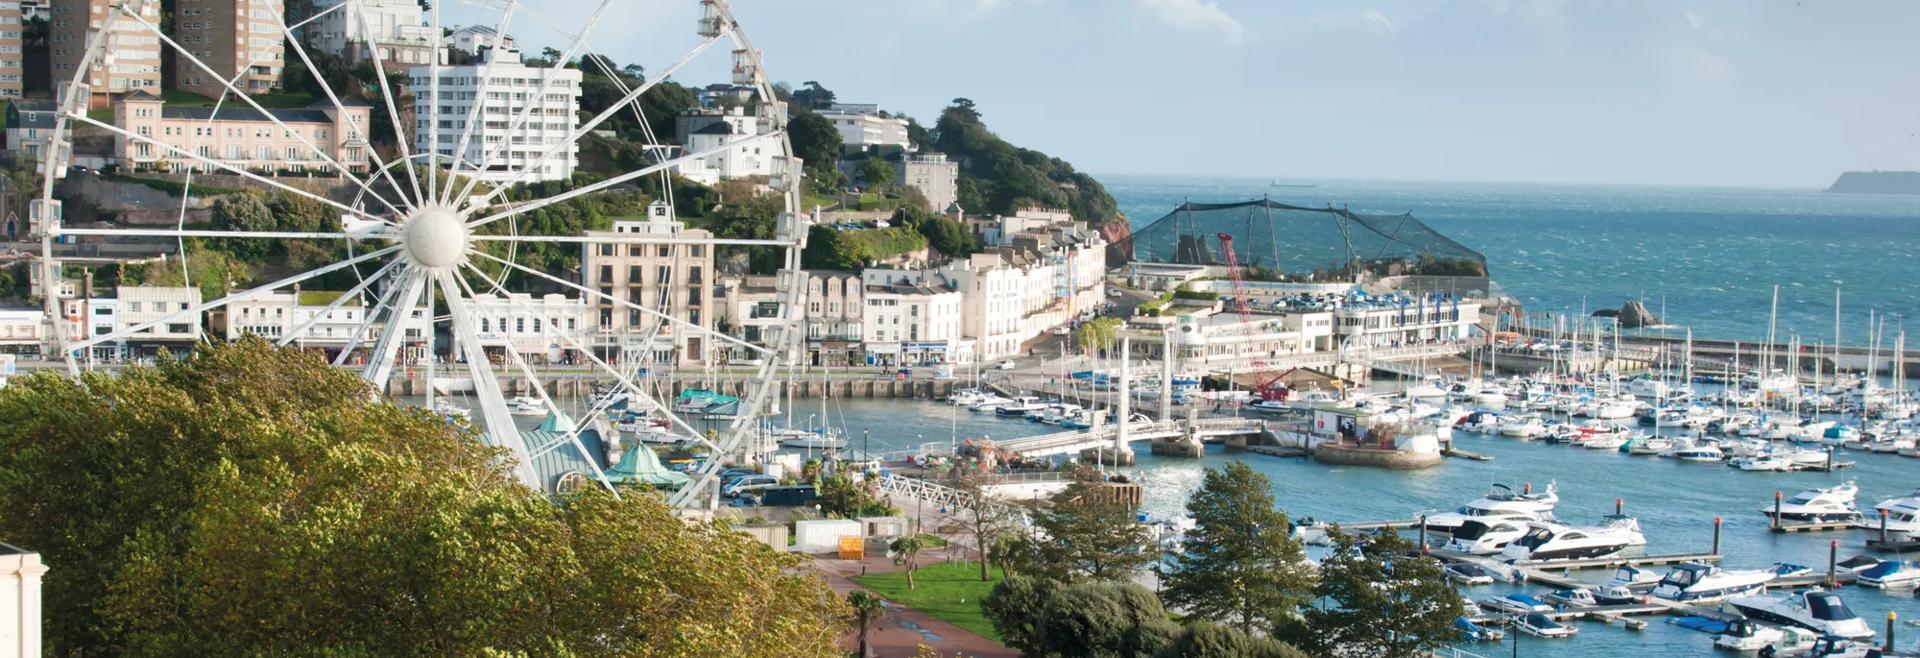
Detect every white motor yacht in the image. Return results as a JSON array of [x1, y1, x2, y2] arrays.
[[1445, 518, 1532, 555], [1854, 487, 1920, 534], [506, 396, 547, 416], [1715, 620, 1819, 653], [1649, 563, 1777, 602], [1424, 482, 1559, 533], [1499, 515, 1647, 562], [1725, 589, 1875, 640], [1761, 481, 1863, 525], [967, 395, 1013, 412], [1498, 414, 1548, 439]]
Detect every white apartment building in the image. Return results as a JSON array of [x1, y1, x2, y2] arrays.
[[467, 291, 591, 364], [116, 285, 202, 347], [303, 0, 436, 68], [0, 308, 43, 353], [817, 103, 908, 149], [447, 24, 513, 55], [0, 542, 47, 658], [802, 270, 862, 367], [898, 153, 958, 211], [50, 0, 162, 101], [1131, 301, 1480, 371], [674, 105, 776, 185], [218, 288, 368, 351], [580, 204, 715, 366], [410, 47, 579, 183], [859, 279, 964, 367]]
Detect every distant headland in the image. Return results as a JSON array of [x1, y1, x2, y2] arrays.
[[1824, 170, 1920, 195]]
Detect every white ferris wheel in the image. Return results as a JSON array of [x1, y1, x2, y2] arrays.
[[32, 0, 808, 510]]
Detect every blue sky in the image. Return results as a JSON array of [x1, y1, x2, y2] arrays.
[[461, 1, 1920, 188]]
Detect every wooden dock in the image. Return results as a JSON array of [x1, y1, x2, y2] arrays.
[[1335, 518, 1428, 531], [1442, 448, 1493, 461], [1866, 537, 1920, 552], [1514, 551, 1721, 571], [1771, 520, 1858, 533]]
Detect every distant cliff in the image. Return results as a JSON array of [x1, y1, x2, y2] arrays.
[[1825, 171, 1920, 195]]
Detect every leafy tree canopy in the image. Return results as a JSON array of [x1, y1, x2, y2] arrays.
[[1162, 461, 1317, 637], [1027, 480, 1156, 582], [930, 98, 1122, 226], [0, 339, 847, 656], [1301, 529, 1465, 658]]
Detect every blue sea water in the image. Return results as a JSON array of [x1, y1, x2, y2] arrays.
[[1106, 177, 1920, 344]]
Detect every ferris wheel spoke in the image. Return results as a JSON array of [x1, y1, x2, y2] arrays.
[[466, 249, 771, 356], [465, 131, 778, 232], [67, 113, 393, 226], [361, 270, 427, 391], [461, 31, 727, 208], [64, 245, 401, 353], [471, 234, 792, 247], [272, 2, 416, 214], [352, 6, 427, 208], [448, 1, 615, 205], [459, 262, 719, 453], [275, 258, 404, 347], [430, 269, 540, 489], [333, 266, 414, 366], [444, 268, 621, 495], [121, 12, 406, 219], [57, 227, 383, 240], [436, 0, 519, 203]]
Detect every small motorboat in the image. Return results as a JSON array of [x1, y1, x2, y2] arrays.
[[506, 396, 547, 416], [1714, 619, 1819, 653], [430, 398, 470, 420], [1480, 593, 1553, 615], [1453, 617, 1504, 642], [1772, 563, 1814, 579], [1543, 587, 1599, 607], [1835, 556, 1882, 576], [1856, 559, 1920, 589], [1650, 562, 1778, 602], [1515, 613, 1577, 638], [1725, 589, 1875, 639], [1443, 562, 1495, 586], [1247, 399, 1292, 415], [1608, 565, 1663, 590]]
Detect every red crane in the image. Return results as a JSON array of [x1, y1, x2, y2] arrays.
[[1215, 233, 1291, 400]]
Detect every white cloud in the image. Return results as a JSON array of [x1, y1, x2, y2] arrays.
[[1131, 0, 1246, 45], [1304, 8, 1396, 38]]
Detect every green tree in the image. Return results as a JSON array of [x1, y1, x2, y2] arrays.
[[856, 155, 896, 190], [1029, 480, 1155, 582], [1162, 462, 1316, 636], [787, 109, 843, 177], [1154, 621, 1308, 658], [1074, 317, 1122, 357], [891, 534, 927, 590], [1302, 529, 1464, 658], [817, 470, 896, 518], [847, 589, 886, 657], [791, 80, 836, 110], [0, 339, 848, 656], [944, 471, 1016, 582], [917, 215, 978, 256], [982, 575, 1179, 658], [929, 98, 1122, 226]]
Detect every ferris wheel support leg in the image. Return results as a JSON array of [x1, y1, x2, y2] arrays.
[[433, 270, 540, 490], [362, 271, 426, 392]]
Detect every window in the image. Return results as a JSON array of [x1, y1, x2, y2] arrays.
[[687, 287, 701, 306], [657, 246, 670, 257], [598, 265, 612, 282], [688, 267, 701, 284], [627, 266, 643, 285], [627, 245, 641, 257], [167, 323, 190, 333], [656, 266, 670, 285], [690, 245, 704, 258]]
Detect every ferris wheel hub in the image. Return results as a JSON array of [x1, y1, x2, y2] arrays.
[[402, 204, 469, 270]]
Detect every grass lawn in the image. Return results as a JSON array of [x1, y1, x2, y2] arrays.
[[852, 561, 1002, 641]]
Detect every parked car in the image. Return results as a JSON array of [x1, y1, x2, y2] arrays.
[[997, 361, 1016, 370], [722, 474, 779, 497]]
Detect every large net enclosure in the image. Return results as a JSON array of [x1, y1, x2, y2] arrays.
[[1129, 199, 1487, 279]]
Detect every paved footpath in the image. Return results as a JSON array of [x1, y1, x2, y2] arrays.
[[814, 549, 1019, 658]]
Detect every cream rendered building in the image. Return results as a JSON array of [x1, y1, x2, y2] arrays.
[[110, 90, 371, 173], [580, 204, 715, 365], [172, 0, 283, 97], [0, 1, 23, 100], [0, 542, 47, 658]]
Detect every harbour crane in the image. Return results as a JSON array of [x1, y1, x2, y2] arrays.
[[1214, 233, 1292, 400]]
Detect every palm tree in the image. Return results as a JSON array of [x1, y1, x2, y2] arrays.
[[890, 535, 926, 590], [846, 590, 885, 657]]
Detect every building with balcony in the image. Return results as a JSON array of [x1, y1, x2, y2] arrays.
[[447, 24, 513, 56], [411, 46, 580, 183], [109, 90, 372, 174], [303, 0, 436, 68], [113, 285, 202, 356], [802, 270, 862, 367], [171, 0, 284, 98], [0, 1, 24, 101], [673, 105, 776, 184], [466, 291, 591, 364], [859, 277, 964, 367], [580, 203, 714, 365], [50, 0, 162, 102], [817, 103, 908, 149], [213, 288, 369, 355]]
